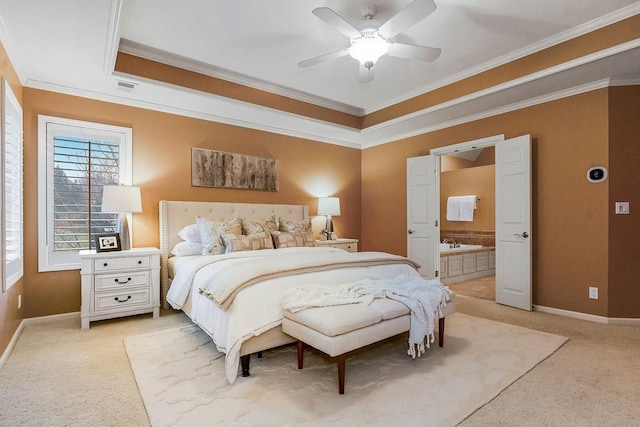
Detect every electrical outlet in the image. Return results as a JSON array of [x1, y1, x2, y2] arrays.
[[589, 287, 598, 300], [18, 294, 22, 309]]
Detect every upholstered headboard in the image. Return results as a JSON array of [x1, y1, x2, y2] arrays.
[[158, 200, 309, 308]]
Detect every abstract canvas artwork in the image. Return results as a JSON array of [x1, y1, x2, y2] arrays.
[[192, 148, 278, 191]]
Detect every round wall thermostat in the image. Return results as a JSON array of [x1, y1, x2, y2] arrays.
[[587, 166, 607, 183]]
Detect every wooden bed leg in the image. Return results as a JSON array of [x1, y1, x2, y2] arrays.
[[337, 355, 346, 394], [439, 317, 445, 347], [240, 354, 251, 377], [297, 340, 304, 369]]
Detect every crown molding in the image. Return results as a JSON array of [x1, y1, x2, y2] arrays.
[[118, 39, 366, 117], [23, 77, 364, 149], [364, 2, 640, 115], [102, 0, 124, 75], [362, 39, 640, 136]]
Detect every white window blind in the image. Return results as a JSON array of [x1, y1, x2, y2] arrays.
[[38, 116, 132, 271], [53, 136, 120, 251], [2, 79, 23, 290]]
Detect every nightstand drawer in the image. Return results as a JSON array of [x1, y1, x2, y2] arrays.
[[94, 256, 150, 272], [334, 242, 357, 252], [95, 271, 149, 292], [94, 288, 151, 311]]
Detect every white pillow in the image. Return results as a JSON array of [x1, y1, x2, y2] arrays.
[[170, 241, 203, 257], [178, 223, 200, 242]]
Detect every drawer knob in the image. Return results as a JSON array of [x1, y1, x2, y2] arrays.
[[114, 277, 132, 284], [114, 296, 132, 303], [103, 263, 108, 267], [138, 260, 142, 264]]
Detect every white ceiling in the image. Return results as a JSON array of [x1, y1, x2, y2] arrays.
[[1, 0, 639, 148]]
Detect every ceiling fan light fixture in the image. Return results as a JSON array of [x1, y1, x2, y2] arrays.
[[348, 32, 389, 69]]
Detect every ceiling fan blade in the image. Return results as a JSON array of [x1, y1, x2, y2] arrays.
[[378, 0, 437, 39], [298, 49, 349, 68], [358, 65, 374, 83], [312, 7, 361, 39], [387, 43, 441, 62]]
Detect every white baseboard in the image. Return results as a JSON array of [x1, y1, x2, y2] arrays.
[[0, 320, 24, 370], [23, 311, 80, 325], [534, 305, 640, 325], [0, 312, 80, 370]]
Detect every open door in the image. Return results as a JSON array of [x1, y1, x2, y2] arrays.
[[495, 135, 532, 310], [407, 155, 439, 278]]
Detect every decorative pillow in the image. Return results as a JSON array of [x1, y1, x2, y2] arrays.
[[271, 231, 316, 248], [177, 223, 201, 242], [197, 216, 243, 255], [242, 215, 278, 235], [170, 241, 203, 257], [279, 217, 312, 233], [222, 232, 274, 253]]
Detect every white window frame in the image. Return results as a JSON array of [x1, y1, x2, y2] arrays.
[[38, 115, 132, 272], [2, 79, 23, 290]]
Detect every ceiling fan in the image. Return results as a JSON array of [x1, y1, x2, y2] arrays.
[[298, 0, 441, 82]]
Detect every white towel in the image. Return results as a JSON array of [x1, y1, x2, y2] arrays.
[[446, 197, 460, 221], [458, 195, 476, 221]]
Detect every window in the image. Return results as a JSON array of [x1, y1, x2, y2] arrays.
[[2, 80, 23, 289], [38, 115, 132, 271]]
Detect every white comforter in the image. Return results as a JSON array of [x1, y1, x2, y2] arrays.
[[166, 247, 423, 384]]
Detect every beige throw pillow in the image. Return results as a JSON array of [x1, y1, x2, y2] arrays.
[[242, 215, 278, 235], [197, 216, 242, 255], [271, 231, 315, 248], [222, 232, 274, 253], [278, 217, 311, 233]]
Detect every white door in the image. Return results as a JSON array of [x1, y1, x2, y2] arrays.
[[407, 155, 439, 278], [495, 135, 532, 310]]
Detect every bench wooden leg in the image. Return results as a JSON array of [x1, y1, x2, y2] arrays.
[[297, 340, 304, 369], [240, 354, 251, 377], [337, 355, 346, 394], [439, 317, 445, 347]]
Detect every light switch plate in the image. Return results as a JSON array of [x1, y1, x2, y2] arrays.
[[615, 202, 630, 214]]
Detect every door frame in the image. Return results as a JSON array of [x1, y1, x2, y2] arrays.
[[429, 134, 504, 293]]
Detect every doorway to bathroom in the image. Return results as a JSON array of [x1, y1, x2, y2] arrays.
[[439, 144, 496, 302], [407, 134, 532, 310]]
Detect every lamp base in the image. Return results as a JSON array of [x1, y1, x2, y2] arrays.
[[117, 214, 132, 250], [325, 215, 337, 240]]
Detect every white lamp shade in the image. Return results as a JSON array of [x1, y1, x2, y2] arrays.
[[101, 185, 142, 213], [317, 197, 341, 216]]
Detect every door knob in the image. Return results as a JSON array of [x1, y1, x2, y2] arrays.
[[513, 232, 529, 238], [408, 229, 415, 234]]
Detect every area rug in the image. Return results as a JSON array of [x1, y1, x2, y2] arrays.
[[124, 313, 567, 426]]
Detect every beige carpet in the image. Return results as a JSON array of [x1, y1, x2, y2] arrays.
[[124, 313, 567, 426]]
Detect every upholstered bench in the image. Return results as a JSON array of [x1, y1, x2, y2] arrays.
[[282, 295, 456, 394]]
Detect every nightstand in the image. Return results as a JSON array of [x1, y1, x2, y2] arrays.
[[79, 247, 161, 329], [315, 238, 359, 252]]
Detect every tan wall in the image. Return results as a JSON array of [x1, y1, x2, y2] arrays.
[[362, 89, 612, 317], [22, 88, 361, 318], [608, 86, 640, 318], [0, 42, 24, 356], [440, 165, 495, 232]]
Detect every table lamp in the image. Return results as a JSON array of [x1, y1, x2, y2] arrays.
[[101, 185, 142, 250], [317, 197, 340, 240]]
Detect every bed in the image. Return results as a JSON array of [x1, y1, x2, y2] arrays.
[[159, 200, 443, 384]]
